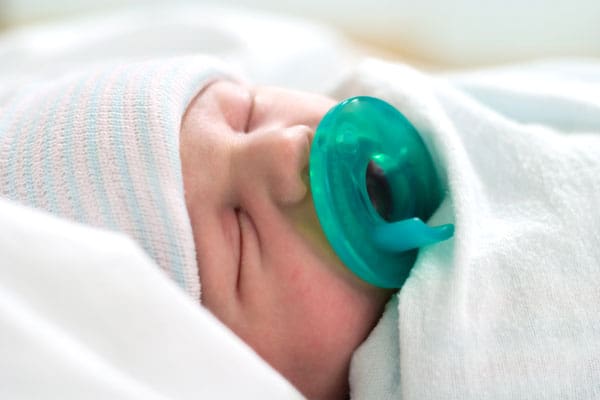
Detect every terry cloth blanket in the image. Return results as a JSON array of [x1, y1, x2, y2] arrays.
[[343, 59, 600, 399]]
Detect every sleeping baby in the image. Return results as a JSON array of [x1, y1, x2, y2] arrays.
[[3, 54, 600, 400], [0, 56, 392, 399], [181, 79, 396, 398]]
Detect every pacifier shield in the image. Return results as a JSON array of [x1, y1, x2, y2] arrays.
[[309, 96, 452, 288]]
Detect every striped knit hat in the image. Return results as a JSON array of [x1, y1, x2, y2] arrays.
[[0, 56, 232, 301]]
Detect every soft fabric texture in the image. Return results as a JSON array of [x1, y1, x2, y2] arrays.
[[0, 196, 304, 399], [1, 16, 599, 396], [343, 59, 600, 399], [0, 56, 231, 300]]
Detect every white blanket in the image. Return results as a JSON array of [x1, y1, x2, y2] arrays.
[[0, 197, 303, 399], [2, 4, 600, 399], [342, 59, 600, 399]]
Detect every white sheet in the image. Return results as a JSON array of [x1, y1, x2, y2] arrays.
[[0, 197, 303, 399]]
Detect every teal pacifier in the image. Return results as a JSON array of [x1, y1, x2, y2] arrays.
[[309, 96, 454, 289]]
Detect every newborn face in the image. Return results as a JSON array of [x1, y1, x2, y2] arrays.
[[180, 81, 391, 399]]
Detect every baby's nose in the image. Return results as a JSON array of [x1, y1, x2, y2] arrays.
[[234, 125, 313, 206]]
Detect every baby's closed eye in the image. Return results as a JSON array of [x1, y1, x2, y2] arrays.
[[210, 81, 255, 133]]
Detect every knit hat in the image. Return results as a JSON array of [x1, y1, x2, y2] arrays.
[[0, 56, 233, 300]]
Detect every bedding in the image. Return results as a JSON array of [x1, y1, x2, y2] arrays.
[[342, 59, 600, 399], [1, 3, 600, 399], [0, 196, 303, 399], [0, 3, 354, 104]]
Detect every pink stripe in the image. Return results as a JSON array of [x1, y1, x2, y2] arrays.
[[129, 61, 173, 269], [33, 84, 58, 211], [0, 91, 35, 196], [15, 85, 54, 205], [68, 72, 113, 225], [74, 67, 128, 227], [105, 62, 145, 242], [50, 76, 87, 219]]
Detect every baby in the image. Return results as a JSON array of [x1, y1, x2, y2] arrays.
[[181, 80, 392, 398], [0, 57, 392, 399]]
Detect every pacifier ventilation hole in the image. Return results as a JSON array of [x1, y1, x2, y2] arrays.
[[365, 160, 393, 221]]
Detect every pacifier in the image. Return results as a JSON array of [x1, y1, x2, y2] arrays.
[[309, 96, 454, 289]]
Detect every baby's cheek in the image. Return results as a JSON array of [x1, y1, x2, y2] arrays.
[[274, 255, 374, 354]]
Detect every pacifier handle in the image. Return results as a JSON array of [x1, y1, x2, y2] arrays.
[[372, 218, 454, 253]]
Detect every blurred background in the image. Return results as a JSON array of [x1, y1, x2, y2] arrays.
[[1, 0, 599, 68]]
